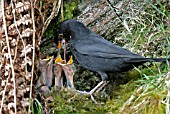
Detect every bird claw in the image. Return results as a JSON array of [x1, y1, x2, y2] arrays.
[[90, 94, 98, 104], [76, 90, 98, 103], [76, 81, 108, 103], [76, 90, 89, 94]]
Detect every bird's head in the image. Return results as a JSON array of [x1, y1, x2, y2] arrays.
[[60, 19, 88, 40], [60, 20, 74, 37]]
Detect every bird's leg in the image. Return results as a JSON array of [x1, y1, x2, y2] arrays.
[[92, 71, 108, 93], [89, 81, 108, 103], [95, 81, 108, 93], [76, 81, 108, 103], [89, 81, 107, 94], [77, 72, 108, 103], [76, 81, 107, 94]]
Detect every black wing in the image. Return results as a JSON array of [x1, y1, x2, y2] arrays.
[[74, 35, 143, 59]]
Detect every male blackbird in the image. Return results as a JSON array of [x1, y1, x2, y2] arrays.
[[61, 19, 169, 100]]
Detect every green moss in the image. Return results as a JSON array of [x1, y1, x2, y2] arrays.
[[47, 59, 169, 113], [42, 1, 170, 113], [47, 80, 137, 113], [118, 85, 166, 114], [57, 0, 81, 25]]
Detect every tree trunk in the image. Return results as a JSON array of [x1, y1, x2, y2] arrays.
[[0, 0, 62, 113]]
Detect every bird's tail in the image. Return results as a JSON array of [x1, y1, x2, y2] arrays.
[[149, 58, 170, 62], [128, 58, 170, 63]]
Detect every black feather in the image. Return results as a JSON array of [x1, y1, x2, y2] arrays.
[[61, 19, 169, 81]]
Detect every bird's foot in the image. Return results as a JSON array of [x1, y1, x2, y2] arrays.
[[76, 90, 98, 103], [76, 81, 108, 103]]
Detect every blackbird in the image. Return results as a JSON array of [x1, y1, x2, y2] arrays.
[[61, 19, 169, 100]]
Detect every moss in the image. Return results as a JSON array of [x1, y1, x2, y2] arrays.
[[46, 62, 168, 113], [41, 1, 170, 113], [47, 80, 137, 113], [118, 85, 166, 114], [57, 0, 81, 25]]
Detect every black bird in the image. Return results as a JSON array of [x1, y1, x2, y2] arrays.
[[61, 19, 169, 100]]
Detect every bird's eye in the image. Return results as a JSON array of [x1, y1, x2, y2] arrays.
[[59, 34, 63, 38]]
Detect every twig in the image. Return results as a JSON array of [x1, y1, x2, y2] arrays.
[[0, 73, 11, 114], [1, 0, 17, 114], [106, 0, 123, 22], [11, 0, 28, 76], [165, 69, 170, 114], [166, 90, 170, 114], [28, 0, 36, 113], [40, 0, 62, 38], [61, 0, 64, 21]]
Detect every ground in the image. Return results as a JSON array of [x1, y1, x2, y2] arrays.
[[38, 0, 170, 113]]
